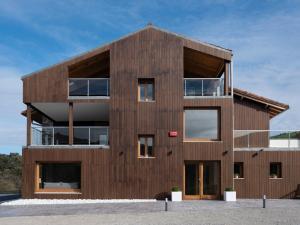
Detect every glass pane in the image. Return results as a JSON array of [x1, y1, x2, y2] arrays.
[[203, 162, 220, 195], [185, 164, 199, 195], [147, 84, 154, 100], [69, 80, 88, 96], [89, 79, 109, 96], [203, 79, 223, 96], [74, 128, 89, 145], [185, 80, 202, 96], [54, 128, 68, 145], [42, 128, 53, 145], [90, 128, 108, 145], [140, 85, 145, 101], [139, 137, 145, 156], [185, 109, 219, 139], [41, 163, 81, 189], [147, 137, 153, 156]]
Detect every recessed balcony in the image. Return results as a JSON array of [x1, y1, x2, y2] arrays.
[[68, 78, 109, 98], [184, 78, 224, 97]]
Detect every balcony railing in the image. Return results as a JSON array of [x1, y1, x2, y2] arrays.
[[68, 78, 109, 97], [234, 130, 300, 149], [31, 126, 109, 146], [184, 78, 224, 97]]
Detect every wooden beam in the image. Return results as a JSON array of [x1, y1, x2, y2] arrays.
[[26, 106, 32, 146], [224, 62, 229, 95], [69, 102, 74, 145]]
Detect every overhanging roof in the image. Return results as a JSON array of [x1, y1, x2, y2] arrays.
[[233, 88, 289, 118]]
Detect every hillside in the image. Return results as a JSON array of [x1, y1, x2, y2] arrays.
[[0, 153, 22, 193]]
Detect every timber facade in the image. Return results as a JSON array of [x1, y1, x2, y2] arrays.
[[21, 26, 299, 199]]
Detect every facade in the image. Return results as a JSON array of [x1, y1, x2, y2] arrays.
[[21, 26, 300, 200]]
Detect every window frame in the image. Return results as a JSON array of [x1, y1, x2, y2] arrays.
[[138, 79, 155, 102], [35, 162, 82, 193], [234, 162, 244, 179], [138, 135, 155, 158], [269, 162, 282, 179], [183, 108, 221, 142]]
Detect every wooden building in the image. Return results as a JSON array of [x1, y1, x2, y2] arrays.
[[21, 25, 299, 199]]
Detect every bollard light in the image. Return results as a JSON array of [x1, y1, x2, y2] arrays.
[[263, 195, 266, 208], [165, 198, 168, 211]]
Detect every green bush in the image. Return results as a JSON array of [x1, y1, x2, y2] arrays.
[[0, 153, 22, 194], [171, 186, 180, 192], [224, 187, 235, 192]]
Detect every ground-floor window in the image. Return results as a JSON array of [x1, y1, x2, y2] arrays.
[[35, 162, 81, 192], [270, 162, 282, 178], [234, 162, 244, 179]]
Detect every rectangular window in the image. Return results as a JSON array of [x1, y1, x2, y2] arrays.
[[270, 162, 282, 178], [138, 136, 154, 158], [184, 109, 220, 141], [35, 163, 81, 192], [138, 79, 154, 101], [234, 162, 244, 178]]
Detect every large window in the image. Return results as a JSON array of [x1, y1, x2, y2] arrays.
[[184, 109, 219, 141], [138, 79, 154, 101], [138, 136, 154, 158], [270, 162, 282, 178], [36, 163, 81, 192]]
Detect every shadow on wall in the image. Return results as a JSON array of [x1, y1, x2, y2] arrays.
[[154, 192, 171, 200]]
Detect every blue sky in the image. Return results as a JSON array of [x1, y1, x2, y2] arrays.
[[0, 0, 299, 154]]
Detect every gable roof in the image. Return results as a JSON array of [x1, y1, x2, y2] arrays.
[[233, 88, 289, 118], [21, 25, 232, 80]]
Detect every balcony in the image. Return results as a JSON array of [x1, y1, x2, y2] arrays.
[[184, 78, 225, 98], [32, 126, 109, 146], [234, 130, 300, 149], [68, 78, 109, 98]]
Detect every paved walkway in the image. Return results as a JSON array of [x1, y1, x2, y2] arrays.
[[0, 200, 299, 225]]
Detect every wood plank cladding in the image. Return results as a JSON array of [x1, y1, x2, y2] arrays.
[[234, 150, 300, 199], [22, 27, 234, 199]]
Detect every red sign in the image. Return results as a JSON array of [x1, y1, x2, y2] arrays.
[[169, 131, 178, 137]]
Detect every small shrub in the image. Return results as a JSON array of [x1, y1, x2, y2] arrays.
[[225, 187, 235, 192], [171, 186, 180, 192]]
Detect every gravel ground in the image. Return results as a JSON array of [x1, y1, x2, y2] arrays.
[[0, 200, 299, 225]]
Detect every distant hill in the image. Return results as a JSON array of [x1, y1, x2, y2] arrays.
[[270, 131, 300, 139], [0, 153, 22, 194]]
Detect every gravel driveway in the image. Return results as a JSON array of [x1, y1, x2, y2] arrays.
[[0, 199, 299, 225]]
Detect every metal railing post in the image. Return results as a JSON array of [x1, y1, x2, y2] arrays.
[[201, 80, 204, 96], [247, 132, 250, 149], [87, 80, 90, 96], [288, 131, 291, 148], [52, 127, 55, 145], [89, 128, 91, 145]]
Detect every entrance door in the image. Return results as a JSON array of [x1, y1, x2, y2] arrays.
[[184, 161, 220, 200]]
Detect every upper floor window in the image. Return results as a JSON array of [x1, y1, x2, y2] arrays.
[[184, 109, 220, 141], [138, 136, 154, 158], [270, 162, 282, 178], [138, 79, 154, 101], [234, 162, 244, 179]]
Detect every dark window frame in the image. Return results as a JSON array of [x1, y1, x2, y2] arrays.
[[270, 162, 282, 178], [138, 135, 154, 158], [138, 79, 155, 102], [234, 162, 244, 179]]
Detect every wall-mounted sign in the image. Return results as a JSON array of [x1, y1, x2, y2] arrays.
[[169, 131, 178, 137]]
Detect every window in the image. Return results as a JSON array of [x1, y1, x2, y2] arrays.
[[138, 79, 154, 101], [270, 162, 282, 178], [234, 162, 244, 178], [184, 109, 219, 141], [138, 136, 154, 158], [36, 163, 81, 192]]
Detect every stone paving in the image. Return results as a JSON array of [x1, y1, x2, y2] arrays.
[[0, 199, 299, 225]]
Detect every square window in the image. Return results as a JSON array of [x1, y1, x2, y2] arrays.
[[234, 162, 244, 178], [138, 136, 154, 158], [138, 79, 155, 101], [184, 108, 220, 141], [270, 162, 282, 178]]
